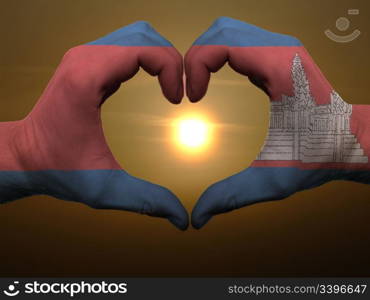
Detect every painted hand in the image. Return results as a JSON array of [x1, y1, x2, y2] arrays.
[[0, 21, 189, 230], [186, 17, 370, 229]]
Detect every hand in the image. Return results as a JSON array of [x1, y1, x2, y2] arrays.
[[0, 21, 188, 230], [185, 17, 370, 229]]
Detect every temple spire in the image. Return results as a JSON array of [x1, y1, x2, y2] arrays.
[[291, 53, 313, 108]]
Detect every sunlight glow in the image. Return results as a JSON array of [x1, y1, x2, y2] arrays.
[[174, 115, 212, 153], [179, 119, 207, 148]]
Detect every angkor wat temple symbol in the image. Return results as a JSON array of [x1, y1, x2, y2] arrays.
[[257, 53, 368, 163]]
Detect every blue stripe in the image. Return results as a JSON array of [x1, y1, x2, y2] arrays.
[[193, 17, 302, 47], [0, 170, 126, 204], [227, 167, 370, 203], [0, 169, 166, 209], [191, 166, 370, 228], [86, 21, 173, 47], [194, 166, 370, 219], [1, 168, 368, 205], [0, 169, 189, 229]]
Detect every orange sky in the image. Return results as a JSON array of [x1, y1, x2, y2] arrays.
[[0, 0, 369, 276]]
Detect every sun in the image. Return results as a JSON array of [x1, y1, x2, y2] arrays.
[[179, 119, 207, 148], [174, 115, 212, 152]]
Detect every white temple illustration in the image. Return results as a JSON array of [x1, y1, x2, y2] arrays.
[[257, 53, 368, 163]]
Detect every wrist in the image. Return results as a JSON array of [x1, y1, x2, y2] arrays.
[[0, 120, 37, 203], [0, 121, 25, 171]]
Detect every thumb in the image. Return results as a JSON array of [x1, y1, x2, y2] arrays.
[[191, 167, 332, 229], [98, 170, 189, 230]]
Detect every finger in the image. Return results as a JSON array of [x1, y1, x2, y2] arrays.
[[97, 170, 189, 230], [184, 17, 303, 102], [93, 21, 184, 104], [191, 167, 332, 229], [61, 21, 183, 106], [184, 45, 228, 102], [184, 17, 242, 102], [138, 46, 184, 104]]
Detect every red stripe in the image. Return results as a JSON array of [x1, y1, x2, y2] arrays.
[[191, 45, 333, 104]]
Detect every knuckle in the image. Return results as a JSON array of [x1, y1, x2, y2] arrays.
[[216, 26, 238, 39], [212, 16, 233, 28], [131, 31, 157, 45], [61, 46, 83, 62], [58, 52, 97, 93], [167, 51, 182, 67], [290, 35, 302, 45], [132, 20, 152, 31], [172, 50, 183, 65]]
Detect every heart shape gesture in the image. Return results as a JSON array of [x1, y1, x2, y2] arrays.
[[0, 18, 369, 230], [0, 21, 188, 230], [186, 17, 370, 228]]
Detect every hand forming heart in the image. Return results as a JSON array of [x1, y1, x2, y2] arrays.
[[0, 21, 188, 230], [186, 17, 370, 228], [0, 17, 369, 230]]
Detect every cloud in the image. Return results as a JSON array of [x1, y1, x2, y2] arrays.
[[104, 111, 256, 133], [103, 111, 173, 127]]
